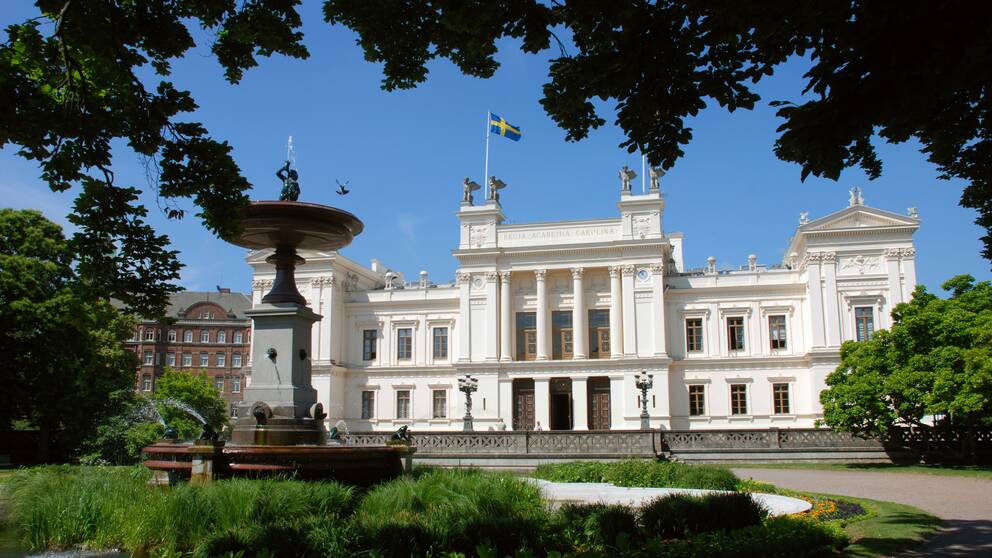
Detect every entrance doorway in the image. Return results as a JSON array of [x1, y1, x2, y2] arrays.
[[588, 377, 611, 430], [550, 378, 573, 430], [512, 379, 535, 430]]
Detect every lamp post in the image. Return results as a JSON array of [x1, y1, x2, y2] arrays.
[[458, 374, 479, 432], [634, 371, 654, 430]]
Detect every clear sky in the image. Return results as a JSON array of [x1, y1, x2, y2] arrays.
[[2, 2, 989, 296]]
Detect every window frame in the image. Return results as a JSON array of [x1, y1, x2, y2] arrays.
[[768, 315, 788, 350], [200, 330, 210, 344], [362, 329, 378, 361], [772, 383, 791, 415], [167, 330, 177, 342], [143, 351, 153, 365], [232, 352, 242, 368], [199, 352, 208, 367], [233, 330, 243, 344], [432, 327, 449, 360], [217, 330, 227, 344], [688, 384, 706, 416], [396, 328, 413, 361], [182, 352, 192, 367], [361, 390, 375, 420], [144, 329, 156, 341], [166, 352, 176, 367], [432, 389, 447, 419], [231, 376, 241, 393], [685, 317, 704, 353], [855, 306, 875, 342], [183, 330, 193, 343], [726, 316, 746, 351], [142, 376, 152, 391], [395, 389, 411, 419], [216, 352, 226, 367], [214, 376, 224, 392], [729, 383, 748, 415]]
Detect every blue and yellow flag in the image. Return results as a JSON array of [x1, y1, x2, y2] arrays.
[[489, 113, 522, 141]]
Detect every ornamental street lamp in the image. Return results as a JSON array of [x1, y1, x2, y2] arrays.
[[634, 372, 654, 430], [458, 374, 480, 432]]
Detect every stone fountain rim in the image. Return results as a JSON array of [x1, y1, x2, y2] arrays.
[[228, 200, 365, 251]]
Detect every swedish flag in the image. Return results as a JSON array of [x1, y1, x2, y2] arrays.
[[489, 113, 522, 141]]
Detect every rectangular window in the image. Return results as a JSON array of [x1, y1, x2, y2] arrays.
[[182, 352, 192, 367], [234, 331, 243, 344], [551, 311, 573, 360], [588, 309, 610, 358], [855, 307, 875, 342], [686, 318, 704, 352], [231, 376, 241, 393], [142, 376, 152, 391], [232, 353, 242, 367], [216, 353, 226, 367], [730, 384, 748, 415], [727, 316, 746, 351], [144, 329, 155, 341], [362, 330, 377, 361], [396, 390, 410, 419], [773, 383, 791, 414], [200, 330, 210, 343], [184, 330, 193, 343], [515, 312, 537, 360], [143, 351, 153, 365], [397, 328, 413, 360], [230, 403, 238, 418], [361, 391, 375, 419], [166, 352, 176, 366], [217, 330, 227, 344], [688, 385, 705, 416], [214, 376, 224, 392], [433, 327, 448, 359], [432, 389, 447, 419], [769, 315, 787, 349], [167, 330, 177, 342], [199, 352, 208, 367]]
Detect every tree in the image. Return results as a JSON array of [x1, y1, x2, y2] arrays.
[[4, 2, 992, 320], [0, 208, 137, 462], [820, 275, 992, 461], [1, 0, 309, 317], [154, 367, 228, 440], [79, 390, 164, 465]]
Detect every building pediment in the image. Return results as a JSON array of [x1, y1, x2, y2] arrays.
[[802, 206, 919, 233]]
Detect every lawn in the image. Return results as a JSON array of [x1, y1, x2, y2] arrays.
[[834, 495, 941, 557], [729, 461, 992, 479]]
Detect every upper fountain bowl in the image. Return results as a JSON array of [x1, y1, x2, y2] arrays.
[[229, 201, 364, 252]]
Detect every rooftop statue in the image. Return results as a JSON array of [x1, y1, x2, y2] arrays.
[[619, 165, 636, 191], [462, 177, 481, 204], [848, 186, 864, 207], [488, 176, 506, 202], [277, 160, 300, 201], [649, 166, 665, 191]]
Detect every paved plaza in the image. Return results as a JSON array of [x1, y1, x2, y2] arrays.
[[732, 468, 992, 557]]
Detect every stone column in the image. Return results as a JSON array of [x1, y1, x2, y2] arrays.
[[572, 376, 589, 430], [535, 269, 549, 361], [571, 267, 587, 359], [609, 266, 623, 359], [650, 263, 666, 355], [900, 248, 917, 302], [456, 272, 472, 362], [499, 271, 512, 361], [884, 249, 903, 307], [534, 377, 550, 431], [485, 272, 499, 361], [621, 265, 637, 357], [821, 252, 841, 347], [805, 255, 826, 348]]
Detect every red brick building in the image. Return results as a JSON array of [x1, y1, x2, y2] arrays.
[[125, 289, 252, 417]]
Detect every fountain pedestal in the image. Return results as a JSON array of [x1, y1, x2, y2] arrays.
[[231, 303, 323, 445]]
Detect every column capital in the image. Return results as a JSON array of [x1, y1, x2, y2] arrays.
[[456, 272, 472, 285], [649, 263, 664, 275], [486, 271, 499, 282], [499, 271, 512, 282], [534, 269, 547, 280], [571, 267, 585, 279], [621, 264, 636, 276], [310, 275, 336, 287], [608, 265, 621, 278]]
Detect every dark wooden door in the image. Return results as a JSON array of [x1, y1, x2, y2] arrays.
[[590, 392, 611, 430], [513, 380, 535, 430]]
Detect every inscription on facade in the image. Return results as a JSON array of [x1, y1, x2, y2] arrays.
[[499, 225, 620, 246]]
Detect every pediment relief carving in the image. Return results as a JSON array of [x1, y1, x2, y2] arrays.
[[804, 207, 918, 232]]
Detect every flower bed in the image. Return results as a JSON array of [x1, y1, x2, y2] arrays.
[[797, 494, 868, 522]]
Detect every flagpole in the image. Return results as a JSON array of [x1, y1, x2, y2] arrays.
[[641, 154, 646, 194], [484, 111, 491, 200]]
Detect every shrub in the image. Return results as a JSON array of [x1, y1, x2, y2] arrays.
[[641, 492, 767, 540], [554, 503, 638, 550], [353, 468, 548, 556], [535, 459, 739, 490], [660, 515, 848, 557]]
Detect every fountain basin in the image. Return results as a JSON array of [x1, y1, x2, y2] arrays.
[[143, 441, 415, 486], [230, 201, 363, 252]]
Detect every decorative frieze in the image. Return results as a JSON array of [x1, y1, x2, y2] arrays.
[[310, 276, 336, 287], [840, 254, 880, 275], [252, 279, 273, 290]]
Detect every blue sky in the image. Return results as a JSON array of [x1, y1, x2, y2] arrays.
[[2, 2, 988, 295]]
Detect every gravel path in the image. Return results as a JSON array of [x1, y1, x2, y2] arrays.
[[732, 468, 992, 557]]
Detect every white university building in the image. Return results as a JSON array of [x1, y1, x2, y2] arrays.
[[247, 180, 920, 432]]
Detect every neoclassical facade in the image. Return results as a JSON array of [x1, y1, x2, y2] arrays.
[[246, 182, 920, 432]]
